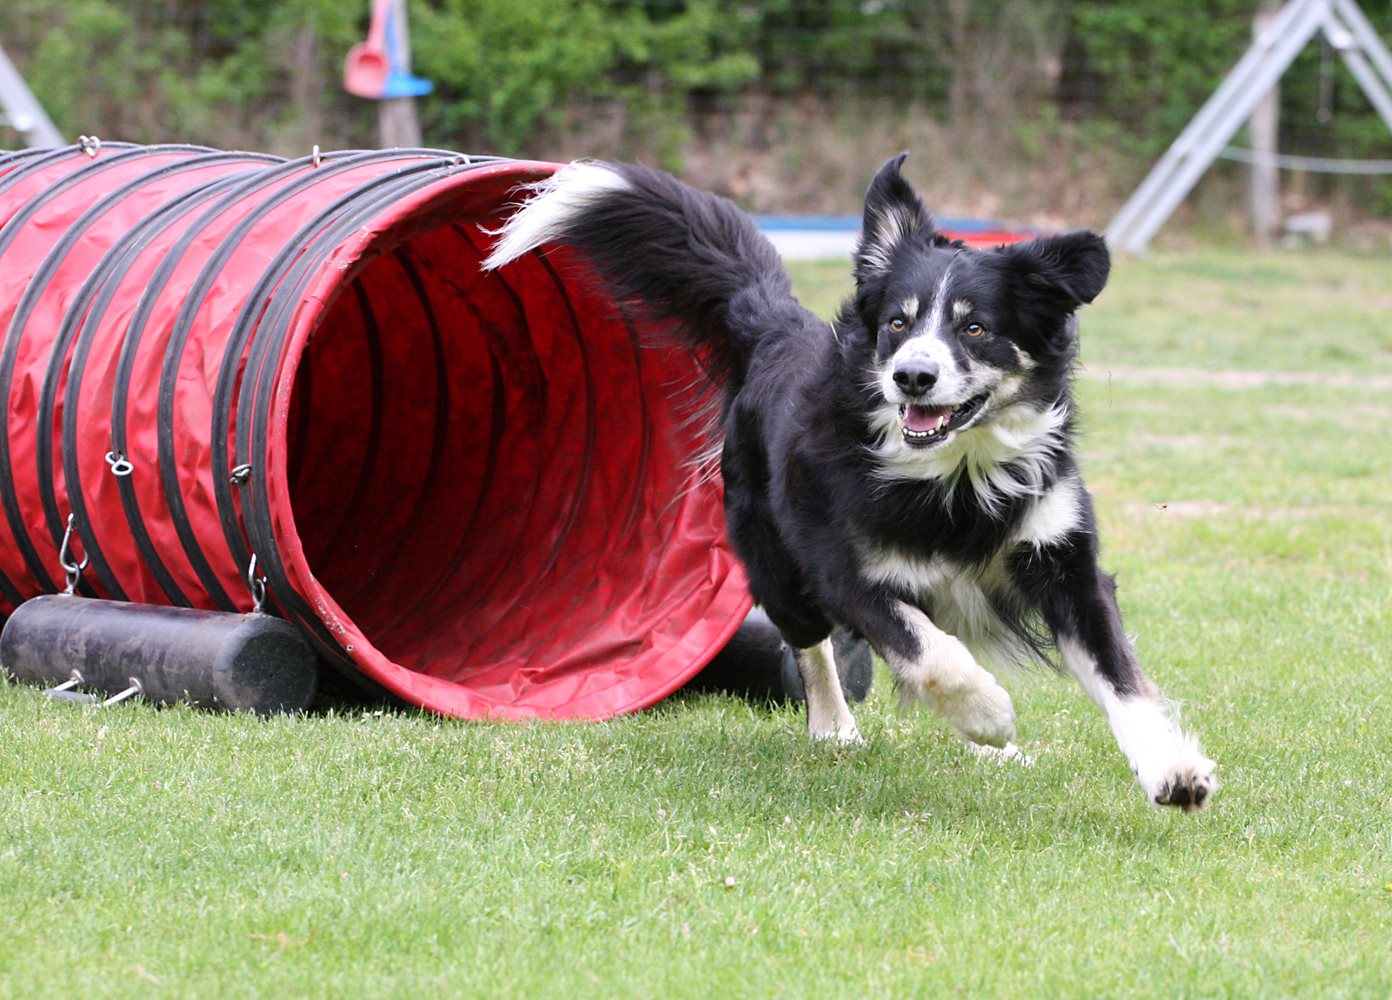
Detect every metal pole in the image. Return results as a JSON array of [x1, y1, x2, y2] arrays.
[[1325, 10, 1392, 134], [1106, 0, 1329, 253], [1249, 2, 1283, 246], [0, 44, 64, 148]]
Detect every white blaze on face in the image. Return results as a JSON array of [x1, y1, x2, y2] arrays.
[[878, 264, 969, 405]]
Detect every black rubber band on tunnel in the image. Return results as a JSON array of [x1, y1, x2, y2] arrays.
[[37, 151, 267, 601], [60, 160, 279, 607], [0, 144, 189, 599], [152, 150, 376, 610], [235, 173, 481, 679], [204, 150, 484, 588], [233, 167, 462, 647], [0, 147, 87, 188], [0, 143, 140, 198], [107, 159, 291, 610], [0, 147, 54, 171], [0, 144, 219, 594], [235, 159, 509, 668]]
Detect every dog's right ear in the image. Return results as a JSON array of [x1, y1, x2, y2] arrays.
[[854, 153, 934, 283]]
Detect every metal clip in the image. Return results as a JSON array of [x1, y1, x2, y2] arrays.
[[229, 464, 252, 487], [58, 513, 89, 595], [78, 135, 102, 158], [246, 553, 267, 614], [105, 451, 134, 477]]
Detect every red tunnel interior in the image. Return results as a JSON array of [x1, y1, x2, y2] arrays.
[[280, 192, 750, 719]]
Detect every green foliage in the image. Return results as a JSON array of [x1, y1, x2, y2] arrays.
[[412, 0, 617, 152], [1068, 0, 1256, 158], [410, 0, 762, 155], [1, 1, 1389, 208], [1069, 0, 1392, 203]]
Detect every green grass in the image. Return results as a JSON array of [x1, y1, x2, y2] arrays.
[[3, 249, 1391, 997]]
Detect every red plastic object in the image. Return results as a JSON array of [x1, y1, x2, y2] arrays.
[[0, 143, 750, 719], [343, 0, 391, 98]]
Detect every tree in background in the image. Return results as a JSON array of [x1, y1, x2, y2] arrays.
[[2, 0, 1389, 220]]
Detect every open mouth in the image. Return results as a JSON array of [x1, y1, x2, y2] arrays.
[[898, 392, 989, 447]]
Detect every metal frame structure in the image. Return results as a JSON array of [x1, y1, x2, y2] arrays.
[[0, 44, 63, 148], [1106, 0, 1392, 253]]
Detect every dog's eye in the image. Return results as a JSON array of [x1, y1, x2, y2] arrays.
[[888, 317, 907, 332], [964, 322, 986, 337]]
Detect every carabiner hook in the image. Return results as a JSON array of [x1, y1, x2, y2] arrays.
[[58, 514, 90, 595]]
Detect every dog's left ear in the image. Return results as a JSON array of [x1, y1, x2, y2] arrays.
[[1000, 230, 1111, 312], [854, 153, 935, 282]]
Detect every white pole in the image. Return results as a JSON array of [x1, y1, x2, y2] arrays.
[[0, 44, 64, 148]]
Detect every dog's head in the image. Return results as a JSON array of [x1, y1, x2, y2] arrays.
[[846, 153, 1109, 458]]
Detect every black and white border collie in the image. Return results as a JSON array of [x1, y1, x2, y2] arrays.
[[484, 154, 1217, 811]]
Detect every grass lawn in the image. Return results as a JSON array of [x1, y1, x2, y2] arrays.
[[3, 248, 1390, 997]]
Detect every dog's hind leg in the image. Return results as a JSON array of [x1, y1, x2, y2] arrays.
[[1014, 533, 1217, 811], [795, 638, 863, 745]]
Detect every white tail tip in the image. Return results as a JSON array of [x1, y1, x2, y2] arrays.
[[480, 160, 631, 272]]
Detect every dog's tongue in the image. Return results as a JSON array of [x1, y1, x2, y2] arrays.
[[904, 404, 952, 432]]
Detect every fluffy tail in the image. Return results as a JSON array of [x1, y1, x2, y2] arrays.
[[482, 160, 795, 389]]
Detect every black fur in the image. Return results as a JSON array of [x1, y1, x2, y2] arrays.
[[514, 156, 1154, 716]]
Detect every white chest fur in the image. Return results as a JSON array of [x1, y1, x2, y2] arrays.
[[858, 547, 1025, 670], [856, 478, 1082, 670]]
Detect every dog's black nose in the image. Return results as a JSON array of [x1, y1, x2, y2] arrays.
[[893, 361, 938, 397]]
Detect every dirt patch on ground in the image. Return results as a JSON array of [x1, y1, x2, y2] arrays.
[[1137, 500, 1235, 519], [1125, 500, 1381, 521], [1079, 365, 1392, 391]]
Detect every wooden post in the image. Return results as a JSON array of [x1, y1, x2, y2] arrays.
[[379, 98, 422, 149], [1248, 2, 1282, 245], [378, 0, 422, 148]]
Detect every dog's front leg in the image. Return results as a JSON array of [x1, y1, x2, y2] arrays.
[[879, 601, 1017, 749], [1016, 536, 1217, 811], [795, 638, 863, 745], [817, 578, 1016, 748]]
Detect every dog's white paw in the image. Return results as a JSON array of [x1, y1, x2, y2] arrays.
[[1106, 696, 1218, 812], [1137, 751, 1217, 812], [892, 629, 1017, 748], [808, 718, 865, 746], [930, 673, 1016, 749]]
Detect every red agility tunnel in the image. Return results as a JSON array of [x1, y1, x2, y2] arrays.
[[0, 143, 751, 719]]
